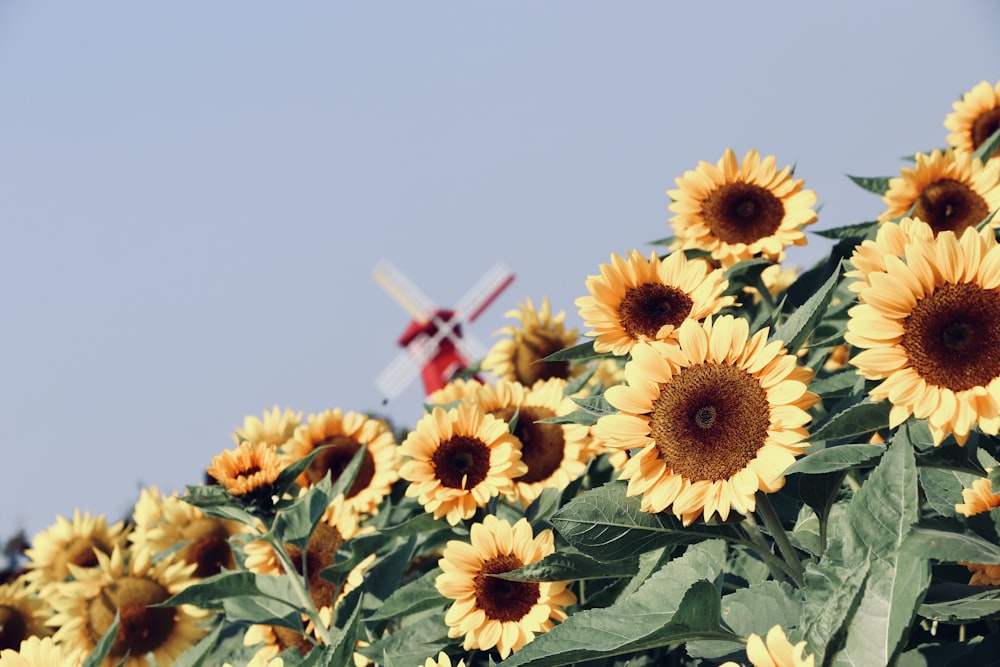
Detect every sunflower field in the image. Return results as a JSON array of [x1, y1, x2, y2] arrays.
[[4, 80, 1000, 667]]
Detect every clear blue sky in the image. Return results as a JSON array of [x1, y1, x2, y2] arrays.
[[2, 1, 998, 542]]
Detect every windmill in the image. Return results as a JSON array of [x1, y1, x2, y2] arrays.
[[373, 259, 515, 401]]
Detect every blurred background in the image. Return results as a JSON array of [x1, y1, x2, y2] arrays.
[[2, 1, 998, 545]]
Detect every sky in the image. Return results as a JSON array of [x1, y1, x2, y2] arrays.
[[1, 1, 998, 544]]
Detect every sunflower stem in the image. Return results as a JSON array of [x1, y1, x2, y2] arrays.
[[755, 493, 805, 587], [739, 516, 798, 586], [751, 271, 777, 314], [264, 533, 332, 646]]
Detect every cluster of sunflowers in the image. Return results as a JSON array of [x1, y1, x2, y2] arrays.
[[4, 79, 1000, 667]]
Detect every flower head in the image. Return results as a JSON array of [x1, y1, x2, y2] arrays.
[[0, 577, 52, 652], [232, 405, 303, 448], [0, 635, 84, 667], [945, 79, 1000, 161], [482, 297, 581, 386], [207, 441, 284, 496], [23, 511, 129, 590]]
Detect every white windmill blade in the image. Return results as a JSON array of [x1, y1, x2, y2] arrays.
[[375, 333, 438, 399], [372, 259, 438, 323], [453, 262, 515, 323]]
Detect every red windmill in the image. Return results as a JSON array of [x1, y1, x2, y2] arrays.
[[373, 259, 515, 401]]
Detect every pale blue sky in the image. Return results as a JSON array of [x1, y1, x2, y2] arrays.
[[2, 1, 998, 542]]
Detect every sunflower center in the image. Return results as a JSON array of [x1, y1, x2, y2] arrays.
[[649, 362, 771, 481], [901, 282, 1000, 391], [912, 178, 990, 236], [282, 522, 346, 609], [493, 405, 565, 484], [0, 605, 27, 650], [306, 435, 376, 498], [274, 625, 315, 657], [432, 436, 491, 489], [237, 464, 262, 480], [618, 283, 695, 340], [88, 576, 175, 658], [56, 536, 109, 576], [474, 554, 540, 622], [180, 518, 234, 578], [701, 182, 785, 245], [515, 336, 571, 385], [971, 107, 1000, 157]]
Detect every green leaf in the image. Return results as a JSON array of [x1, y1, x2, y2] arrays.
[[170, 623, 226, 667], [272, 443, 335, 500], [541, 341, 611, 363], [808, 369, 860, 398], [846, 174, 892, 195], [973, 124, 1000, 164], [537, 407, 602, 427], [162, 571, 305, 631], [82, 611, 120, 667], [723, 257, 775, 290], [271, 475, 335, 551], [551, 482, 743, 562], [525, 487, 562, 528], [813, 220, 879, 240], [687, 581, 801, 660], [366, 567, 448, 622], [783, 443, 885, 475], [810, 398, 890, 442], [569, 394, 617, 417], [919, 584, 1000, 623], [181, 484, 258, 526], [327, 442, 367, 501], [902, 527, 1000, 565], [798, 553, 871, 665], [769, 260, 843, 355], [495, 551, 639, 582], [358, 610, 451, 664], [919, 468, 981, 519]]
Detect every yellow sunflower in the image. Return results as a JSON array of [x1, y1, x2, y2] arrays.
[[575, 249, 736, 356], [0, 635, 84, 667], [129, 486, 247, 578], [593, 315, 817, 525], [846, 224, 1000, 445], [399, 404, 527, 525], [280, 408, 399, 515], [878, 148, 1000, 235], [667, 148, 818, 267], [945, 79, 1000, 161], [23, 511, 129, 590], [206, 441, 284, 497], [232, 405, 303, 448], [435, 515, 576, 659], [720, 625, 815, 667], [427, 377, 487, 408], [481, 297, 582, 386], [953, 477, 1000, 585], [845, 217, 936, 294], [0, 576, 51, 652], [471, 378, 594, 505], [47, 546, 207, 667], [421, 652, 466, 667]]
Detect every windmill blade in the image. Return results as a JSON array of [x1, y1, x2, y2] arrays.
[[372, 259, 438, 324], [453, 262, 515, 323], [374, 333, 438, 399]]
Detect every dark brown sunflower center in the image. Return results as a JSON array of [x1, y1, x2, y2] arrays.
[[649, 362, 771, 481], [237, 464, 262, 480], [474, 554, 540, 622], [971, 107, 1000, 157], [493, 405, 565, 484], [63, 537, 104, 570], [180, 518, 234, 578], [431, 436, 491, 489], [618, 283, 694, 340], [282, 522, 346, 610], [306, 435, 376, 498], [88, 576, 175, 658], [274, 625, 315, 657], [514, 335, 571, 385], [912, 178, 990, 236], [901, 282, 1000, 391], [0, 605, 27, 650], [701, 182, 785, 245]]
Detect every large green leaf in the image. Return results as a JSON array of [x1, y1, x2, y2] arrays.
[[365, 567, 447, 622], [783, 443, 885, 475], [846, 174, 892, 195], [162, 570, 304, 631], [768, 261, 843, 355], [687, 581, 802, 661], [919, 468, 981, 519], [271, 475, 335, 551], [356, 610, 452, 665], [540, 340, 609, 363], [919, 584, 1000, 623], [902, 527, 1000, 565], [813, 220, 879, 240], [496, 550, 639, 582], [798, 552, 871, 665], [809, 398, 890, 442]]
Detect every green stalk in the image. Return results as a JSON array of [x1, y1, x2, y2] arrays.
[[739, 516, 799, 587], [264, 533, 331, 646], [755, 493, 806, 588]]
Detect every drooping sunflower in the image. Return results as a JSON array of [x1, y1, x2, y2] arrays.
[[953, 477, 1000, 586], [206, 441, 284, 497], [280, 408, 399, 515], [47, 546, 207, 667], [435, 515, 576, 659], [945, 79, 1000, 161], [667, 148, 818, 267], [0, 635, 85, 667], [846, 224, 1000, 445], [23, 511, 129, 590], [0, 577, 52, 652], [399, 404, 527, 525], [575, 249, 735, 356], [593, 315, 817, 525], [129, 486, 247, 578], [481, 297, 581, 386], [878, 148, 1000, 235], [720, 625, 815, 667], [232, 405, 303, 448], [845, 217, 935, 293], [471, 378, 594, 505]]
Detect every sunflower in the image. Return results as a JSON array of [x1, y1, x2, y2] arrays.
[[0, 635, 84, 667], [47, 546, 206, 667], [232, 405, 303, 448], [593, 315, 817, 525], [421, 652, 466, 667], [224, 656, 284, 667], [206, 441, 284, 497], [435, 515, 576, 659], [945, 79, 1000, 161], [845, 217, 935, 294], [846, 224, 1000, 445], [129, 486, 247, 578], [667, 148, 818, 267], [280, 408, 399, 515], [23, 511, 129, 590], [720, 625, 815, 667], [878, 148, 1000, 235], [481, 297, 582, 386], [399, 404, 527, 525], [953, 477, 1000, 585], [0, 577, 51, 652], [575, 249, 735, 356], [471, 378, 594, 505]]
